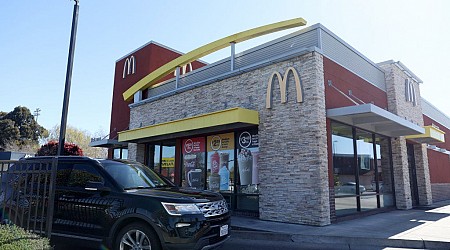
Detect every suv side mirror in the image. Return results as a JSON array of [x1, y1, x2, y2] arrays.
[[85, 181, 110, 192]]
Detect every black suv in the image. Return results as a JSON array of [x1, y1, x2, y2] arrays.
[[1, 156, 230, 250]]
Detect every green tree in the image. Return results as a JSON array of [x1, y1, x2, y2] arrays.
[[0, 106, 47, 151], [4, 106, 46, 142], [0, 119, 20, 147], [43, 125, 107, 158]]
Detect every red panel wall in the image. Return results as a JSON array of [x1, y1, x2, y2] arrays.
[[423, 115, 450, 150], [423, 115, 450, 183], [323, 57, 388, 109], [110, 43, 206, 140], [428, 150, 450, 183], [109, 43, 206, 157]]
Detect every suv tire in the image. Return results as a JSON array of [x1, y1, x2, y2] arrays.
[[115, 222, 161, 250]]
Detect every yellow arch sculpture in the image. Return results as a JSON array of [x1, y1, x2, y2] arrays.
[[123, 17, 307, 101]]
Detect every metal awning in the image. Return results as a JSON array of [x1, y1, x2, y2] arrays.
[[118, 107, 259, 143], [327, 104, 424, 137], [405, 125, 445, 144], [89, 139, 128, 148]]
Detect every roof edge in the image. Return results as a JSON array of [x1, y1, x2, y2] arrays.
[[115, 40, 208, 64], [377, 60, 423, 84]]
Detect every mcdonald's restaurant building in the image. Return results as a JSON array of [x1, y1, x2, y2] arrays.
[[91, 22, 450, 226]]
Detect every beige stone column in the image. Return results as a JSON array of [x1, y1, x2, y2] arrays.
[[128, 143, 146, 163], [380, 61, 432, 208], [391, 137, 412, 209], [258, 52, 330, 226], [414, 144, 432, 205]]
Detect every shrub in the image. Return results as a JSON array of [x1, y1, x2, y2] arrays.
[[36, 140, 83, 156], [0, 224, 51, 250]]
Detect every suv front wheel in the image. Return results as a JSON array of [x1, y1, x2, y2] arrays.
[[115, 222, 161, 250]]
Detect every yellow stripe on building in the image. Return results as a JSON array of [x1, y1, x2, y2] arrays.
[[118, 107, 259, 142]]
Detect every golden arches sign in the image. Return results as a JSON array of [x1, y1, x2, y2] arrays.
[[123, 55, 136, 79], [266, 67, 304, 109], [122, 17, 307, 101]]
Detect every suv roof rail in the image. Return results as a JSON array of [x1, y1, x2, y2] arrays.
[[22, 156, 94, 161]]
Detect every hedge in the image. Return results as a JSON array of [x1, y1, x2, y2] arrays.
[[0, 224, 51, 250]]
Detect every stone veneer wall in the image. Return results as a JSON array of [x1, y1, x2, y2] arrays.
[[390, 137, 413, 209], [379, 65, 424, 124], [258, 53, 329, 226], [128, 143, 145, 164], [414, 144, 432, 205], [128, 52, 330, 226], [379, 63, 432, 208]]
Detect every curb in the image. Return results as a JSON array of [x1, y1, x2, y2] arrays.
[[231, 229, 450, 250]]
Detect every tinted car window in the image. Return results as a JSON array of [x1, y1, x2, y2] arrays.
[[67, 164, 103, 188], [56, 163, 73, 186], [101, 161, 168, 189]]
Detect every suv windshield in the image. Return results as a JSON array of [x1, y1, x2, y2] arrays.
[[100, 160, 170, 190]]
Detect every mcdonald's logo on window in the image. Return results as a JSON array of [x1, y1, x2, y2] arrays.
[[266, 66, 304, 109], [123, 55, 136, 79], [405, 78, 417, 106]]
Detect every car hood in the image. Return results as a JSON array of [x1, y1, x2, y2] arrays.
[[127, 187, 224, 203]]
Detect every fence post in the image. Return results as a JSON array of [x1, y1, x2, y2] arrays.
[[46, 157, 58, 238]]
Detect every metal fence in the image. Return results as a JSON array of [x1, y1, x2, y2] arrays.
[[0, 158, 57, 238]]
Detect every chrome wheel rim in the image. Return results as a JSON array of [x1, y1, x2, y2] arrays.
[[120, 229, 151, 250]]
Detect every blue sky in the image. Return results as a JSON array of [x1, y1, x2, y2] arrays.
[[1, 0, 449, 137]]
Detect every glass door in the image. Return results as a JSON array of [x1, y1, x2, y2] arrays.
[[147, 141, 176, 183], [161, 143, 176, 183], [332, 121, 394, 217]]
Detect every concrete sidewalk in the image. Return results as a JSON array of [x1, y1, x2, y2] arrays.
[[230, 200, 450, 249]]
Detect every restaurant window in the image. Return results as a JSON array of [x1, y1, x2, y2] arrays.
[[235, 129, 259, 211], [153, 145, 161, 170], [181, 137, 206, 189], [113, 148, 128, 159], [206, 133, 234, 192], [332, 122, 358, 216], [355, 129, 378, 211], [376, 135, 394, 208], [147, 129, 260, 214], [332, 122, 393, 217], [161, 144, 175, 183], [148, 142, 175, 183]]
